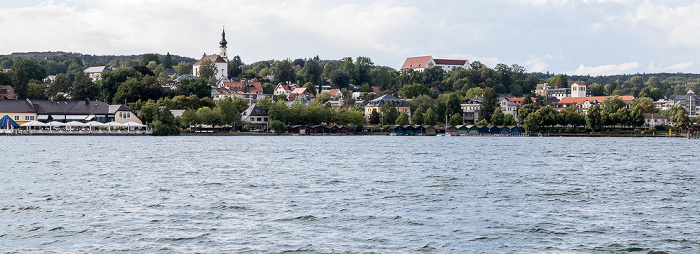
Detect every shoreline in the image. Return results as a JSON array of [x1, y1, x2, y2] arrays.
[[3, 129, 695, 138]]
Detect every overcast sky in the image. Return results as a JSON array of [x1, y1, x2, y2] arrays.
[[1, 0, 699, 76]]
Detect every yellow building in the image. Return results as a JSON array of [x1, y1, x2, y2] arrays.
[[109, 105, 142, 124], [364, 94, 411, 121], [0, 99, 38, 124]]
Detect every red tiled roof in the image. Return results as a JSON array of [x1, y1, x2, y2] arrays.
[[434, 59, 467, 66], [194, 55, 226, 65], [401, 56, 432, 70], [558, 96, 634, 105], [507, 97, 535, 106], [372, 86, 380, 93], [276, 83, 290, 90], [329, 89, 340, 97], [220, 81, 263, 94], [572, 82, 586, 86]]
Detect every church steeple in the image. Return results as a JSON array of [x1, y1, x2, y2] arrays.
[[219, 27, 228, 62]]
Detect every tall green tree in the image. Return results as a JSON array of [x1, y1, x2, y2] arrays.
[[98, 66, 143, 103], [163, 52, 173, 69], [449, 113, 462, 126], [354, 56, 374, 85], [480, 87, 498, 122], [47, 73, 70, 98], [524, 110, 543, 132], [491, 107, 505, 125], [670, 106, 689, 131], [273, 60, 296, 84], [151, 102, 180, 136], [423, 108, 438, 125], [140, 53, 160, 66], [198, 60, 218, 85], [176, 61, 192, 76], [72, 71, 99, 100], [381, 102, 398, 125], [395, 111, 410, 125], [549, 75, 568, 88], [175, 78, 211, 98], [11, 57, 47, 99], [26, 80, 45, 99], [369, 109, 380, 124], [586, 105, 604, 132], [630, 105, 645, 127], [503, 114, 517, 126], [411, 109, 423, 125], [329, 69, 351, 89], [301, 60, 323, 86], [517, 104, 537, 123]]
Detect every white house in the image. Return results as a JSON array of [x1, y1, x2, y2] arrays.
[[499, 98, 519, 119], [84, 66, 113, 82], [401, 55, 469, 72]]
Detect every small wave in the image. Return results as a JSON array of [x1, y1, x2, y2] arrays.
[[212, 205, 248, 211], [159, 233, 210, 242], [280, 244, 315, 253], [277, 215, 318, 222]]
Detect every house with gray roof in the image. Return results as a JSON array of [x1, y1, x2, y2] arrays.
[[363, 94, 411, 122], [84, 66, 114, 82], [240, 104, 269, 130]]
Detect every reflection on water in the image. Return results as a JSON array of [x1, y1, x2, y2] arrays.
[[1, 136, 698, 252]]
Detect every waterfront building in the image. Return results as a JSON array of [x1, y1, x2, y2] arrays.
[[499, 98, 519, 119], [363, 94, 410, 122], [0, 99, 141, 124], [461, 98, 482, 124], [643, 113, 669, 127], [240, 104, 269, 130]]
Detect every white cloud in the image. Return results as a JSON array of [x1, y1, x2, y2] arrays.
[[524, 55, 553, 73], [648, 62, 693, 73], [626, 2, 700, 48], [566, 62, 640, 76]]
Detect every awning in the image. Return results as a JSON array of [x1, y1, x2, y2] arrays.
[[65, 115, 88, 121], [38, 115, 49, 120], [85, 115, 95, 121]]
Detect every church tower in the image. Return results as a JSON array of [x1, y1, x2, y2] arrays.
[[219, 27, 228, 62]]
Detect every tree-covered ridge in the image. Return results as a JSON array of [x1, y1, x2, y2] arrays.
[[1, 52, 195, 74]]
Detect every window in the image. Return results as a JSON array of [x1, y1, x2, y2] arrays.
[[119, 112, 123, 118], [25, 115, 34, 121], [14, 115, 19, 121]]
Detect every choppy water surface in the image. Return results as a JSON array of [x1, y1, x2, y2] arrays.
[[1, 136, 699, 253]]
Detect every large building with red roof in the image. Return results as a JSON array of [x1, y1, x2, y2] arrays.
[[401, 55, 469, 72]]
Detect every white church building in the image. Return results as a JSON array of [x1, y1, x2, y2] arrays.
[[192, 28, 229, 80]]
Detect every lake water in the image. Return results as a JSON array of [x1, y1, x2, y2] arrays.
[[1, 136, 699, 253]]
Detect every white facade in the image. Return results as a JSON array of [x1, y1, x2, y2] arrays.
[[570, 83, 587, 97], [499, 98, 519, 119]]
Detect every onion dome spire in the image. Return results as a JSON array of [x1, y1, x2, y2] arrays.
[[219, 27, 227, 48]]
